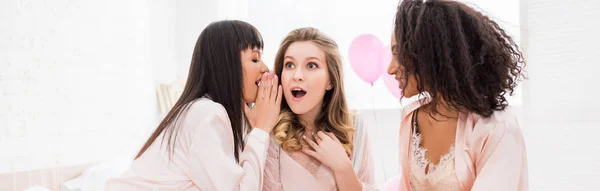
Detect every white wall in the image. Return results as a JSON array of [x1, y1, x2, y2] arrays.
[[521, 0, 600, 190], [0, 0, 176, 174], [174, 0, 250, 81], [174, 0, 217, 80], [150, 0, 178, 85]]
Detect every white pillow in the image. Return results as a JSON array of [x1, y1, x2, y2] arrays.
[[23, 185, 52, 191], [61, 157, 132, 191]]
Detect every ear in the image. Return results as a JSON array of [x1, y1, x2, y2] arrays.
[[326, 83, 333, 90]]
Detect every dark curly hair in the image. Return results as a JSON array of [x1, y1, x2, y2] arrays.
[[393, 0, 526, 118]]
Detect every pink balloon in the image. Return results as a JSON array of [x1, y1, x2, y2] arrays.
[[381, 175, 402, 191], [349, 34, 385, 85]]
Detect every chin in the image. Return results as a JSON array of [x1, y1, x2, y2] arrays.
[[287, 102, 310, 115]]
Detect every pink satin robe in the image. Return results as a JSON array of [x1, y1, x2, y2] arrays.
[[398, 97, 528, 191]]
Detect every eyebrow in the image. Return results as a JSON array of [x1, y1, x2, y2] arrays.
[[252, 49, 262, 54], [284, 56, 321, 62], [305, 57, 321, 61]]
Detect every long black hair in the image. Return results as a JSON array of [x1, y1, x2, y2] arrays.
[[135, 20, 264, 162]]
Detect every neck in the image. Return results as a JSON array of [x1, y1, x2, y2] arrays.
[[298, 101, 324, 132], [422, 98, 459, 120]]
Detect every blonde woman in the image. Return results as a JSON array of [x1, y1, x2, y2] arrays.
[[262, 27, 376, 191]]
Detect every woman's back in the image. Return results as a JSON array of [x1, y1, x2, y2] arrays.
[[106, 98, 270, 190]]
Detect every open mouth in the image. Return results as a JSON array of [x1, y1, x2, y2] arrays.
[[291, 88, 307, 98], [255, 80, 260, 86]]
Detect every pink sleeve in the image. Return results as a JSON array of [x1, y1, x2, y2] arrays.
[[471, 121, 528, 191], [358, 138, 377, 191], [185, 110, 270, 191], [262, 139, 284, 191], [354, 119, 378, 191]]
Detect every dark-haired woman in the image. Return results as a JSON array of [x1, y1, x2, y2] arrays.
[[106, 20, 282, 191], [388, 1, 528, 190]]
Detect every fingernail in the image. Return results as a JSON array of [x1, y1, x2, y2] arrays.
[[302, 135, 306, 139]]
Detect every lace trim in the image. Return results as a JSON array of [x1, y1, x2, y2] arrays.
[[411, 132, 455, 175]]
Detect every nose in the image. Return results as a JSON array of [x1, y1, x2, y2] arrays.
[[293, 68, 304, 82], [387, 59, 397, 75], [260, 61, 268, 74]]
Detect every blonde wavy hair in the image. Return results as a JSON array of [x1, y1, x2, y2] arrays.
[[273, 27, 355, 157]]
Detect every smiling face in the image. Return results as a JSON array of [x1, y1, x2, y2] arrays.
[[280, 41, 332, 115], [387, 34, 419, 98]]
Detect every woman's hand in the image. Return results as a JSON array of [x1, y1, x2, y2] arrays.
[[302, 131, 353, 173], [244, 71, 282, 134]]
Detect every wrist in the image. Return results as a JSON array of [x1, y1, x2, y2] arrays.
[[258, 124, 276, 134], [249, 128, 270, 143], [332, 158, 353, 174]]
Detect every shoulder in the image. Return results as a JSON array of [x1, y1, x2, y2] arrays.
[[468, 108, 522, 137], [464, 108, 525, 152], [180, 98, 231, 134], [189, 97, 228, 119]]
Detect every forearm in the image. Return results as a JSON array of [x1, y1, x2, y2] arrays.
[[332, 160, 363, 191]]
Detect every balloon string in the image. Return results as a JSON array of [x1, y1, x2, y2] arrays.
[[369, 85, 390, 181]]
